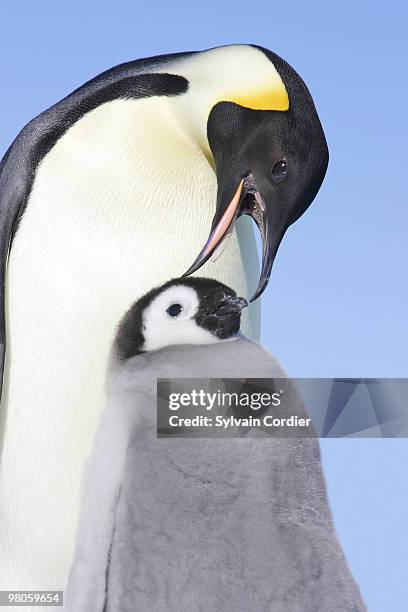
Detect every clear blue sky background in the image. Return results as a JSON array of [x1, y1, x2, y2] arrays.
[[1, 2, 407, 610]]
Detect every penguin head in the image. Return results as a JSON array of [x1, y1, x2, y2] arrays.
[[176, 45, 329, 301], [114, 278, 248, 360]]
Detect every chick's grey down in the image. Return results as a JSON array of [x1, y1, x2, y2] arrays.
[[67, 338, 365, 612]]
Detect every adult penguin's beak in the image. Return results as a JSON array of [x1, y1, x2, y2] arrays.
[[182, 174, 286, 302]]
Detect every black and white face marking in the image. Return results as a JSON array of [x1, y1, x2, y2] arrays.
[[183, 46, 329, 302], [115, 278, 248, 360]]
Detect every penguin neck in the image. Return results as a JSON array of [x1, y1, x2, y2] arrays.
[[153, 94, 214, 168], [48, 95, 218, 239], [119, 95, 216, 207]]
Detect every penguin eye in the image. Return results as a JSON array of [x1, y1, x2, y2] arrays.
[[271, 159, 287, 183], [166, 303, 183, 317]]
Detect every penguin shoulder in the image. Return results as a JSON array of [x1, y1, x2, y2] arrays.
[[108, 335, 287, 384]]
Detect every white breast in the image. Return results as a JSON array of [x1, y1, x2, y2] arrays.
[[0, 95, 260, 593]]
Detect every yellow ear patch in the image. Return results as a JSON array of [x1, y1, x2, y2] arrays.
[[221, 84, 289, 111]]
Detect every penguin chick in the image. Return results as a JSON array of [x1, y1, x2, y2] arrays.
[[114, 277, 248, 360], [66, 279, 366, 612]]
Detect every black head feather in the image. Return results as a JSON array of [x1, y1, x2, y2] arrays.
[[114, 277, 247, 360]]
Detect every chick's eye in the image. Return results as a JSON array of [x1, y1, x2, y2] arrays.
[[271, 159, 287, 183], [166, 303, 183, 317]]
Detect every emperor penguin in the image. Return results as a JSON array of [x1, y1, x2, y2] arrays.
[[66, 277, 365, 612], [0, 45, 328, 592]]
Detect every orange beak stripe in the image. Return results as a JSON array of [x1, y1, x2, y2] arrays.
[[200, 179, 244, 258]]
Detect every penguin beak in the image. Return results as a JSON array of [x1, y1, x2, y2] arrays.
[[183, 174, 285, 302], [214, 295, 248, 316], [195, 291, 248, 339]]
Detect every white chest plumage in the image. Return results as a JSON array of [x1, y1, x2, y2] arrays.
[[0, 95, 260, 591]]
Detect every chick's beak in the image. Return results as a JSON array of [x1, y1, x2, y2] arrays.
[[195, 292, 248, 340], [215, 295, 248, 316]]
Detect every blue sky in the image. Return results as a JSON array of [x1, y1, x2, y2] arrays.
[[1, 1, 407, 609]]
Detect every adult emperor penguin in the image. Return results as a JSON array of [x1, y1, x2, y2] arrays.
[[66, 277, 365, 612], [0, 45, 328, 593]]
